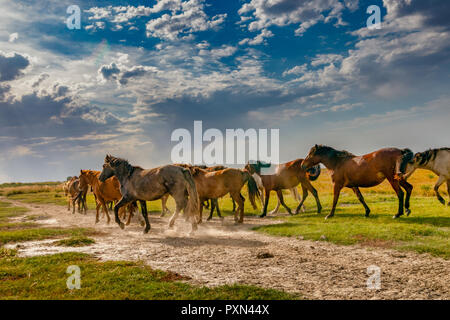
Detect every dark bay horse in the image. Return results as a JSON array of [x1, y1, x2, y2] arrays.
[[301, 145, 413, 219], [245, 160, 322, 218], [99, 155, 199, 234]]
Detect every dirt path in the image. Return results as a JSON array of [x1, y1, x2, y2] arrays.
[[4, 198, 449, 300]]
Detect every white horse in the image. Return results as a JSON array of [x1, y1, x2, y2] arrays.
[[398, 148, 450, 205]]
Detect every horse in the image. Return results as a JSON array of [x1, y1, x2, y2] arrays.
[[159, 164, 233, 220], [301, 145, 413, 219], [65, 176, 86, 214], [397, 147, 450, 206], [189, 167, 259, 223], [245, 160, 322, 218], [78, 170, 137, 225], [98, 155, 200, 234]]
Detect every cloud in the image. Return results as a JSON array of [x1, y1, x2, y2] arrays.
[[146, 0, 227, 40], [98, 62, 158, 85], [8, 32, 19, 43], [239, 0, 358, 36], [0, 51, 30, 82]]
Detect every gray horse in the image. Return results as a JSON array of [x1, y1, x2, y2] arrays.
[[99, 155, 200, 234]]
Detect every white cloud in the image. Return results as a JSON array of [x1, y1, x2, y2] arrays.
[[8, 32, 18, 43]]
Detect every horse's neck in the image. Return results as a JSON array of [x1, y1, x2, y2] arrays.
[[87, 173, 100, 188]]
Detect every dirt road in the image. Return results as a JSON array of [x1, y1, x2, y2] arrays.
[[5, 198, 449, 300]]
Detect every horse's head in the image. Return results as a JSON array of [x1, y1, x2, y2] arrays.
[[78, 170, 90, 191], [244, 162, 259, 175], [99, 155, 116, 182], [301, 144, 323, 170]]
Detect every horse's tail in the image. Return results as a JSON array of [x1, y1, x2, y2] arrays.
[[306, 165, 321, 181], [243, 171, 260, 210], [181, 168, 200, 219], [396, 148, 414, 177]]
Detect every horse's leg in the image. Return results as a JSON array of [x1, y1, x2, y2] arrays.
[[291, 187, 305, 212], [139, 200, 150, 233], [294, 184, 308, 215], [215, 199, 223, 219], [113, 198, 129, 229], [277, 190, 292, 215], [399, 179, 413, 216], [269, 193, 281, 215], [231, 197, 236, 214], [434, 175, 446, 205], [352, 187, 370, 217], [160, 194, 169, 217], [259, 187, 265, 212], [260, 189, 271, 218], [207, 199, 215, 221], [198, 201, 204, 224], [95, 202, 101, 223], [233, 193, 245, 223], [303, 179, 322, 214], [388, 178, 405, 219], [125, 204, 134, 226], [447, 180, 450, 206], [326, 184, 342, 219], [72, 197, 77, 214], [99, 198, 111, 224]]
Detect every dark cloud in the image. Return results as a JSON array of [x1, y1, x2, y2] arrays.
[[0, 52, 30, 81], [99, 62, 121, 80]]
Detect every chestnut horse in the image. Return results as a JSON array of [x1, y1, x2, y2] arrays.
[[78, 170, 136, 225], [301, 145, 413, 219], [245, 160, 322, 218], [397, 147, 450, 205], [99, 155, 199, 234], [190, 167, 259, 223]]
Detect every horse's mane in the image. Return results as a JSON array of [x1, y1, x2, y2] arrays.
[[415, 148, 450, 166], [314, 145, 355, 160], [107, 156, 142, 176], [397, 149, 414, 174]]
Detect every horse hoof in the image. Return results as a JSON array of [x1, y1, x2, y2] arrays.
[[259, 214, 266, 218], [393, 214, 403, 219], [119, 222, 125, 229], [325, 215, 334, 220], [143, 227, 150, 234], [140, 221, 145, 227], [406, 209, 411, 216]]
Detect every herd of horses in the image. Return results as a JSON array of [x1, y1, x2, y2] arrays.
[[63, 145, 450, 234]]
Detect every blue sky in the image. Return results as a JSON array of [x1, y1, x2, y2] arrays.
[[0, 0, 449, 182]]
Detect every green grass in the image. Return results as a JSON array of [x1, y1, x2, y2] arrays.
[[53, 236, 96, 247], [0, 200, 98, 245], [0, 252, 296, 300], [253, 193, 450, 259]]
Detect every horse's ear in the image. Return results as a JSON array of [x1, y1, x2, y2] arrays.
[[80, 169, 83, 175], [105, 154, 111, 162]]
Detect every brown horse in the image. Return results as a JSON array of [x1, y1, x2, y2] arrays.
[[65, 176, 87, 214], [159, 164, 233, 220], [301, 145, 413, 219], [99, 155, 199, 234], [78, 170, 136, 225], [245, 160, 322, 218], [190, 167, 259, 223]]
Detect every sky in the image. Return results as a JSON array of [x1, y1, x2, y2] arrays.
[[0, 0, 449, 182]]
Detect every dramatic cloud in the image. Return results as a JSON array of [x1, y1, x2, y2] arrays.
[[0, 51, 30, 82]]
